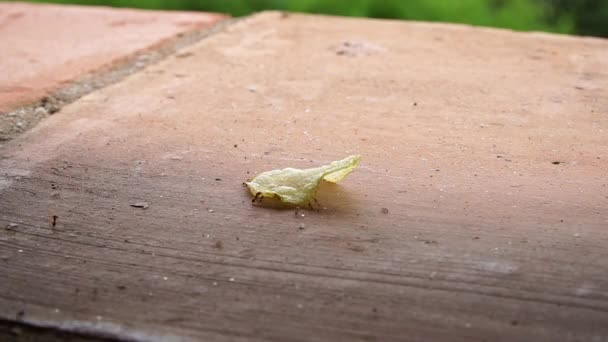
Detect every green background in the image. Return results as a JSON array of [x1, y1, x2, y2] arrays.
[[22, 0, 608, 37]]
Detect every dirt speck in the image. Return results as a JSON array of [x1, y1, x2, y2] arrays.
[[381, 208, 389, 214], [130, 202, 149, 209], [348, 244, 365, 252], [333, 40, 385, 57], [214, 240, 223, 249], [552, 161, 562, 165], [175, 52, 194, 59]]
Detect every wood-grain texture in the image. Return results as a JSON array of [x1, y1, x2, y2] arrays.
[[1, 11, 607, 342]]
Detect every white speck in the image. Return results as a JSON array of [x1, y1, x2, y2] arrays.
[[300, 213, 305, 217], [54, 308, 60, 313], [573, 233, 580, 238], [18, 249, 23, 253], [575, 283, 593, 296], [208, 209, 215, 213], [480, 261, 518, 274], [96, 316, 102, 321], [163, 276, 168, 281], [212, 282, 218, 286], [429, 271, 437, 279], [229, 277, 235, 282], [297, 304, 303, 309], [205, 234, 210, 238]]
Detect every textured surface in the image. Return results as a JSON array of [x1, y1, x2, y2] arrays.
[[0, 2, 227, 113], [1, 11, 608, 342]]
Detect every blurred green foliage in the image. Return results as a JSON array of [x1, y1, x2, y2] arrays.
[[22, 0, 607, 37]]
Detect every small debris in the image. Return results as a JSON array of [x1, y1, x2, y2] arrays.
[[207, 209, 215, 213], [214, 240, 223, 249], [175, 51, 194, 59], [473, 236, 480, 240], [552, 161, 562, 165], [334, 41, 385, 57], [380, 208, 389, 214], [228, 277, 235, 282], [215, 178, 222, 181], [234, 144, 238, 148], [116, 285, 126, 290], [52, 215, 58, 227], [5, 223, 18, 230], [298, 223, 305, 230], [348, 245, 365, 252], [413, 102, 418, 106], [130, 202, 149, 209]]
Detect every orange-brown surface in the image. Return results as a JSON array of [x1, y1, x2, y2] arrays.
[[1, 11, 607, 342]]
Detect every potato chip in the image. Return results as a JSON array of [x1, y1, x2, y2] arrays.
[[245, 155, 361, 207]]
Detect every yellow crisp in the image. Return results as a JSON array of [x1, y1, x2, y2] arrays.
[[245, 155, 361, 207]]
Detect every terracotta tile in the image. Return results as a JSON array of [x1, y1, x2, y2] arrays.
[[0, 2, 227, 113]]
